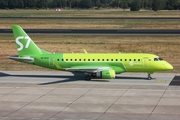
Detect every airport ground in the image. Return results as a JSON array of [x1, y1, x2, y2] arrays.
[[0, 71, 180, 120], [1, 9, 179, 72], [0, 34, 180, 120], [0, 9, 180, 29], [1, 19, 180, 29], [0, 9, 180, 120]]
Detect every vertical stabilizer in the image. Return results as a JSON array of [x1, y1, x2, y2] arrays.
[[12, 25, 42, 56]]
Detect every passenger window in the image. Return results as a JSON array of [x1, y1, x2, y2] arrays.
[[88, 59, 90, 61], [75, 59, 77, 61], [62, 59, 64, 61], [92, 59, 94, 61], [102, 59, 104, 61], [111, 59, 113, 61], [107, 59, 109, 61], [138, 59, 140, 61], [120, 59, 122, 61], [125, 59, 127, 61], [70, 59, 72, 61], [134, 59, 136, 61], [129, 59, 131, 61], [79, 59, 81, 61], [66, 59, 68, 61], [84, 59, 86, 61], [116, 59, 118, 61], [57, 59, 59, 61], [98, 59, 100, 61]]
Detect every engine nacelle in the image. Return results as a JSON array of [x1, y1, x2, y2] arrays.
[[96, 70, 115, 79]]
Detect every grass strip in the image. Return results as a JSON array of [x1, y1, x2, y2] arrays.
[[0, 9, 180, 17], [0, 35, 179, 72]]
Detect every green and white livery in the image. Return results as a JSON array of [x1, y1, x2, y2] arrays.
[[10, 25, 173, 80]]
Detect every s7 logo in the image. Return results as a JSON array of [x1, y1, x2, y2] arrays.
[[16, 36, 31, 51]]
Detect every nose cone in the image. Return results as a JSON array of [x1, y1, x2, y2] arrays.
[[166, 63, 173, 70]]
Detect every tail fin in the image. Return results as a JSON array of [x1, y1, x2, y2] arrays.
[[12, 25, 42, 56]]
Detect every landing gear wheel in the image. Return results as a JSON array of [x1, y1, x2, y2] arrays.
[[85, 75, 92, 81], [147, 74, 152, 80], [91, 73, 97, 78]]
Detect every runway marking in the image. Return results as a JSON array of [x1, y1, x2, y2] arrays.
[[155, 80, 166, 83]]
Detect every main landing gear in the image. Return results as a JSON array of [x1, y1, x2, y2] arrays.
[[85, 73, 96, 81], [85, 75, 92, 81]]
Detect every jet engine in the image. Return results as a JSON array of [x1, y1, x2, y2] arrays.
[[96, 70, 115, 79]]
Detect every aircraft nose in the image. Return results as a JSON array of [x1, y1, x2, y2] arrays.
[[166, 63, 173, 70]]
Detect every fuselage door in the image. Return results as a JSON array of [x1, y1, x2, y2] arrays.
[[143, 57, 148, 67], [49, 57, 54, 66]]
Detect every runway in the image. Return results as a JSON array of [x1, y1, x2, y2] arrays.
[[1, 29, 180, 35], [0, 71, 180, 120]]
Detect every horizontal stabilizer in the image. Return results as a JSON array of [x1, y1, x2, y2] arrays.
[[9, 56, 34, 62]]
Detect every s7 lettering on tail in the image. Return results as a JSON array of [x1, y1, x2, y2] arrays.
[[15, 36, 31, 51]]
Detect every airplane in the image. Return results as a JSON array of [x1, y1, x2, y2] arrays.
[[9, 25, 173, 81]]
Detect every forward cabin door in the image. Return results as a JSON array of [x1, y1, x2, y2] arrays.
[[49, 57, 54, 66], [143, 57, 148, 67]]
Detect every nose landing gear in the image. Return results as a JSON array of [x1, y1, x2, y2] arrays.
[[147, 72, 153, 80], [148, 74, 152, 80]]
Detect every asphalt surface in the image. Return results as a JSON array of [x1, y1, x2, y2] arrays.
[[169, 76, 180, 85], [0, 71, 180, 120], [1, 29, 180, 35], [1, 17, 180, 20]]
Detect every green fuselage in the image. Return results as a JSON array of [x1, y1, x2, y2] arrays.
[[21, 53, 172, 74]]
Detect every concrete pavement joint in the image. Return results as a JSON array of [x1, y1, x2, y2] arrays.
[[47, 83, 99, 120], [146, 87, 168, 120], [0, 85, 23, 99], [1, 83, 63, 119], [96, 86, 131, 120]]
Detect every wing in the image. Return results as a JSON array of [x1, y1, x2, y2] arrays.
[[66, 67, 112, 73]]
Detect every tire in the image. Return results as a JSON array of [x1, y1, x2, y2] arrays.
[[91, 73, 96, 78], [85, 75, 91, 81]]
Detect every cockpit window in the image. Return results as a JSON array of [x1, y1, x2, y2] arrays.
[[158, 57, 163, 61], [154, 57, 164, 61], [154, 58, 159, 61]]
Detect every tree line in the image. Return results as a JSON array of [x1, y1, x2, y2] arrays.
[[0, 0, 180, 11]]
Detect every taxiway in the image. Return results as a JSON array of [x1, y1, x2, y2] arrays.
[[0, 71, 179, 120]]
